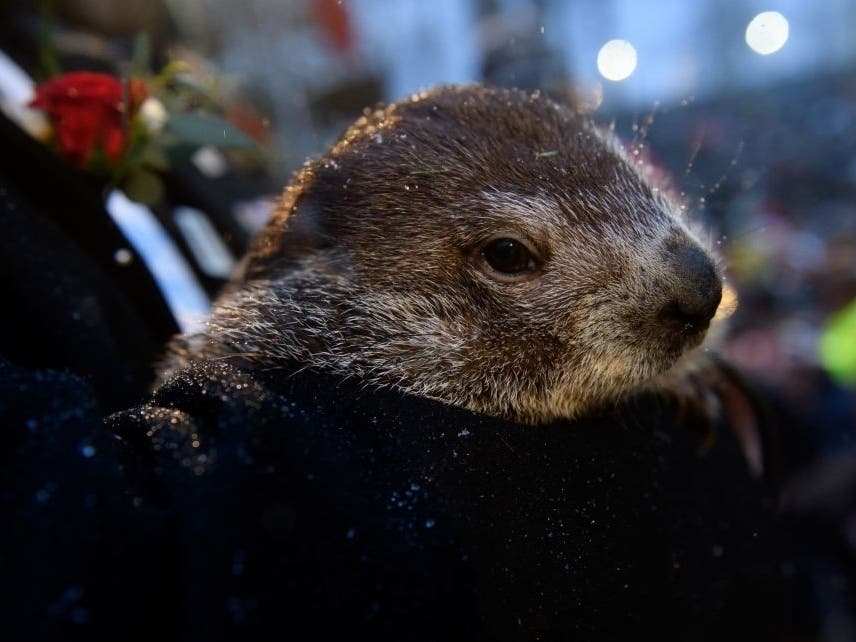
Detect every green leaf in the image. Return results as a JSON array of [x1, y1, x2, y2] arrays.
[[121, 168, 165, 206], [38, 0, 61, 79], [135, 145, 170, 171], [156, 60, 192, 83], [169, 74, 212, 97], [161, 141, 201, 165], [819, 298, 856, 387], [165, 113, 258, 150]]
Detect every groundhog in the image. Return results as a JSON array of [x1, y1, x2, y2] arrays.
[[168, 85, 724, 425]]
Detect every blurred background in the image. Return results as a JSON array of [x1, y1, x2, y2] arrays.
[[1, 0, 856, 636]]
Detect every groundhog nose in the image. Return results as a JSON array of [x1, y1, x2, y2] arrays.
[[659, 245, 722, 332]]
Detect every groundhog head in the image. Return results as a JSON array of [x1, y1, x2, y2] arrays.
[[206, 85, 723, 424]]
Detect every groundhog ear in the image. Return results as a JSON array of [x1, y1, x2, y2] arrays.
[[285, 194, 334, 251], [241, 194, 334, 279]]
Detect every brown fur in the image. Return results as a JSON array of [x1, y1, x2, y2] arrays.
[[167, 85, 723, 425]]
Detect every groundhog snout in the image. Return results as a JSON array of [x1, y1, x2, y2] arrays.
[[657, 244, 723, 334]]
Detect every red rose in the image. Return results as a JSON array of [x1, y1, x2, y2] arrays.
[[29, 72, 148, 169]]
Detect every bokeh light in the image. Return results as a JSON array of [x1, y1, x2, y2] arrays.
[[596, 39, 638, 82], [745, 11, 789, 55]]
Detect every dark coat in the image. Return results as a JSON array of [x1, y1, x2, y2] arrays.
[[2, 354, 797, 641], [0, 110, 178, 411]]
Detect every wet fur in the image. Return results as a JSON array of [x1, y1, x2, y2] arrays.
[[168, 85, 723, 425]]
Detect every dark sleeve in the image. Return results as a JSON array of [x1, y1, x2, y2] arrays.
[[106, 360, 806, 642], [4, 354, 812, 641], [108, 361, 482, 642], [0, 130, 179, 411]]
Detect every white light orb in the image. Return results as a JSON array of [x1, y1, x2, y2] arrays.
[[745, 11, 789, 55], [597, 39, 638, 82]]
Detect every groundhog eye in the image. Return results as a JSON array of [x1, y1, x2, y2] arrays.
[[482, 238, 535, 276]]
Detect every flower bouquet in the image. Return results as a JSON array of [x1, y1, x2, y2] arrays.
[[27, 56, 258, 206]]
